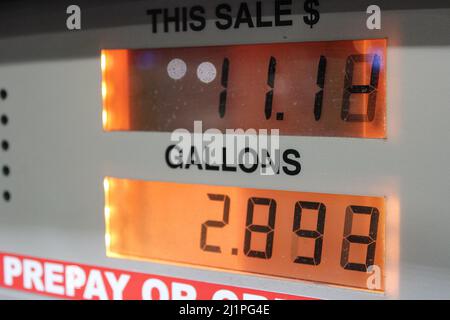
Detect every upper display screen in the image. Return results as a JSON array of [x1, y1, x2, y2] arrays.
[[101, 39, 386, 138]]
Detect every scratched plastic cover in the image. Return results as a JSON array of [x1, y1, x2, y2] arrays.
[[105, 178, 385, 291], [101, 39, 386, 138]]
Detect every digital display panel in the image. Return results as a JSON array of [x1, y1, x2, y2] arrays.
[[104, 178, 385, 291], [101, 39, 386, 138]]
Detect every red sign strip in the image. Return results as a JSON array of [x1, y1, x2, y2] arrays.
[[0, 252, 314, 300]]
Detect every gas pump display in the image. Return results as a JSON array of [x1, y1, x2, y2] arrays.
[[102, 39, 386, 138], [0, 0, 449, 301], [105, 178, 385, 291]]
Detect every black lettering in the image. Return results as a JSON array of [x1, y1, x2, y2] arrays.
[[185, 146, 203, 170], [163, 8, 180, 32], [275, 0, 292, 26], [215, 4, 233, 30], [165, 144, 183, 169], [205, 163, 220, 171], [238, 148, 259, 173], [204, 146, 220, 170], [234, 3, 255, 28], [282, 149, 301, 175], [190, 6, 206, 31], [146, 9, 162, 33], [256, 1, 273, 27], [181, 7, 188, 31], [222, 147, 237, 172], [260, 149, 280, 174]]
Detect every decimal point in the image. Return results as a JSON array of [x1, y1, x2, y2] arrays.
[[276, 112, 284, 121], [231, 248, 238, 255]]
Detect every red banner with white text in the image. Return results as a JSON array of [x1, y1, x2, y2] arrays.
[[0, 252, 314, 300]]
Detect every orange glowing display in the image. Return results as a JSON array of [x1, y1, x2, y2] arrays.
[[105, 178, 385, 291], [101, 39, 386, 138]]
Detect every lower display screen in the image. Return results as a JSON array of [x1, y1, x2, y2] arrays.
[[104, 178, 385, 291]]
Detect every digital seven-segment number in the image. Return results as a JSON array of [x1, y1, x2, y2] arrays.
[[200, 194, 380, 272], [103, 40, 386, 137], [166, 53, 381, 123], [106, 179, 385, 289]]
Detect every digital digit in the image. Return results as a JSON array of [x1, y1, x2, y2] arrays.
[[292, 201, 326, 265], [340, 205, 380, 271], [200, 193, 230, 253], [341, 54, 381, 122], [244, 197, 277, 259], [219, 58, 229, 118], [264, 56, 276, 120], [314, 55, 327, 121]]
